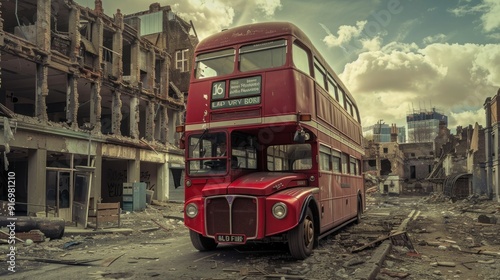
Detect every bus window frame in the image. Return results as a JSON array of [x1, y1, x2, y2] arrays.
[[332, 149, 341, 174], [187, 132, 229, 176], [266, 143, 313, 172], [194, 48, 236, 80], [319, 144, 332, 172], [313, 57, 327, 90], [292, 40, 312, 76], [327, 74, 339, 102], [238, 39, 288, 73]]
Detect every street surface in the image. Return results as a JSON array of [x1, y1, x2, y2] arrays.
[[1, 194, 499, 279]]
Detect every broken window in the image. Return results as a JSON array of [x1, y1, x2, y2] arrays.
[[100, 87, 114, 134], [79, 14, 99, 71], [46, 68, 69, 123], [380, 159, 391, 176], [102, 28, 114, 76], [153, 105, 165, 143], [76, 80, 92, 129], [138, 99, 147, 139], [0, 52, 36, 117], [120, 95, 131, 137]]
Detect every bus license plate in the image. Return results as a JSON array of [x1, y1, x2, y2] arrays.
[[215, 234, 246, 244]]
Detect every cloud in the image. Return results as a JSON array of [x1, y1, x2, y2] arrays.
[[340, 43, 500, 129], [172, 0, 236, 39], [171, 0, 282, 39], [255, 0, 282, 16], [321, 21, 367, 48], [449, 0, 500, 33], [360, 36, 382, 52], [481, 0, 500, 32], [423, 34, 448, 44]]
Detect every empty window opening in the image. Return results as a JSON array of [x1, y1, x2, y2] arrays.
[[0, 52, 36, 117], [46, 69, 69, 123]]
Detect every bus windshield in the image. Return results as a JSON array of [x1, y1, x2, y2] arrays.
[[195, 49, 235, 79], [188, 132, 227, 175], [239, 39, 287, 72]]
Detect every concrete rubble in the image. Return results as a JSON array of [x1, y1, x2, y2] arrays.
[[1, 193, 499, 279]]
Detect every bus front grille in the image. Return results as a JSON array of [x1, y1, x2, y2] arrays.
[[206, 196, 257, 239]]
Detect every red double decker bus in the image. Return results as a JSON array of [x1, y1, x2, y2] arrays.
[[178, 22, 364, 259]]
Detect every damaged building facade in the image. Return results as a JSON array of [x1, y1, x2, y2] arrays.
[[0, 1, 197, 223], [364, 109, 487, 200], [484, 91, 500, 202], [364, 124, 405, 195]]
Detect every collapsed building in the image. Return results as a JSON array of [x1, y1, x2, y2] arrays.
[[0, 0, 198, 224], [364, 119, 487, 200]]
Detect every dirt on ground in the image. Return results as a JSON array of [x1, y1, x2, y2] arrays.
[[0, 201, 187, 274], [2, 194, 500, 279]]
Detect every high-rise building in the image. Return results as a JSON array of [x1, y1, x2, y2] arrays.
[[406, 108, 447, 143], [363, 122, 406, 143]]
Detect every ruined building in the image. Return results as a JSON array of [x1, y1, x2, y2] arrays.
[[363, 124, 405, 195], [484, 90, 500, 202], [427, 123, 486, 201], [0, 1, 198, 223]]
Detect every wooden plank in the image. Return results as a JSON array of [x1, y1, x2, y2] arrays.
[[15, 230, 45, 242], [95, 202, 120, 229], [352, 231, 407, 253], [17, 256, 101, 266], [100, 253, 124, 267], [97, 209, 119, 216], [97, 202, 120, 210]]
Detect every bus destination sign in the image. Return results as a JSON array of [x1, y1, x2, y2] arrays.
[[211, 76, 262, 109], [211, 96, 261, 109], [229, 76, 261, 97]]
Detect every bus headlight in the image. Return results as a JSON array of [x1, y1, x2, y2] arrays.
[[272, 202, 287, 219], [186, 203, 198, 218]]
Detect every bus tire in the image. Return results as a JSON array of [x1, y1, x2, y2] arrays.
[[189, 230, 218, 251], [288, 207, 314, 260]]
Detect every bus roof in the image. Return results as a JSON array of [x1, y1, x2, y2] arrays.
[[196, 22, 313, 52], [195, 21, 358, 108]]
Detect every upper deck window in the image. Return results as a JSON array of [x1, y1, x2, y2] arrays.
[[292, 42, 310, 75], [327, 75, 338, 101], [239, 39, 286, 72], [195, 49, 235, 79], [314, 58, 326, 90]]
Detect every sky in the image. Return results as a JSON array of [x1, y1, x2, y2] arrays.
[[75, 0, 500, 131]]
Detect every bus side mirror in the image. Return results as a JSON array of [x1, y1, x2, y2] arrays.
[[294, 129, 306, 143], [176, 125, 185, 149], [179, 133, 186, 149]]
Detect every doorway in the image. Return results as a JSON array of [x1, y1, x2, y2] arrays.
[[46, 170, 71, 220]]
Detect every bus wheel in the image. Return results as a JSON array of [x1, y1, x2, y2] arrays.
[[189, 230, 218, 251], [288, 207, 314, 260]]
